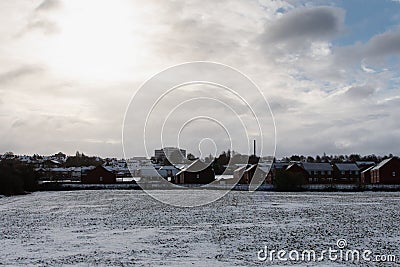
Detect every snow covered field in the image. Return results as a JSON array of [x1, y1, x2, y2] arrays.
[[0, 190, 399, 266]]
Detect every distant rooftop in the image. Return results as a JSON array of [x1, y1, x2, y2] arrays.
[[335, 163, 360, 171], [301, 162, 333, 171]]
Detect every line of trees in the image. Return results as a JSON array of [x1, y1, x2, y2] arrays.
[[63, 151, 103, 167], [0, 159, 38, 196]]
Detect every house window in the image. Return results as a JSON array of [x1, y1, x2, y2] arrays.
[[393, 172, 396, 177], [321, 171, 325, 175], [341, 171, 345, 175], [99, 176, 103, 182], [196, 174, 200, 179]]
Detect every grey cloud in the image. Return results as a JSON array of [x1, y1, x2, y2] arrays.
[[334, 28, 400, 68], [260, 6, 345, 50], [364, 29, 400, 58], [344, 85, 377, 98], [272, 24, 400, 85]]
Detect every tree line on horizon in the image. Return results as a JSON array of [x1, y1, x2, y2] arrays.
[[0, 159, 38, 196]]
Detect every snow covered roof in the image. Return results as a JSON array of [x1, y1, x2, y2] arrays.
[[285, 163, 303, 171], [335, 163, 359, 171], [242, 164, 270, 174], [176, 159, 209, 175], [245, 164, 256, 172], [371, 158, 393, 171], [233, 165, 247, 173], [361, 165, 374, 173]]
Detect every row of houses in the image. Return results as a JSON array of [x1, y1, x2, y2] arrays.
[[231, 157, 400, 185], [31, 152, 400, 186], [132, 157, 400, 185], [67, 159, 215, 185]]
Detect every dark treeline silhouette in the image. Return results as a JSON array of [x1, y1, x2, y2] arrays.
[[64, 151, 103, 167], [0, 159, 38, 196]]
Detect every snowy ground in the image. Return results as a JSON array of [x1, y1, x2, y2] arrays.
[[0, 190, 399, 266]]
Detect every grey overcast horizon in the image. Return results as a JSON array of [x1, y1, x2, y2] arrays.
[[1, 0, 400, 158]]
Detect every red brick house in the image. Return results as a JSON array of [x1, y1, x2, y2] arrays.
[[175, 159, 215, 184], [244, 164, 269, 184], [232, 163, 272, 184], [301, 162, 333, 183], [266, 162, 290, 184], [370, 157, 400, 184], [82, 165, 116, 184], [361, 165, 374, 184], [286, 163, 309, 181], [333, 163, 360, 183]]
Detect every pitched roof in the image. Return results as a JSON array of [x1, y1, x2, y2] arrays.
[[371, 158, 393, 171], [245, 164, 257, 172], [176, 159, 209, 175], [361, 165, 374, 173], [301, 162, 333, 171], [233, 165, 247, 174], [335, 163, 360, 171], [286, 163, 297, 170], [159, 166, 180, 170], [286, 163, 306, 171]]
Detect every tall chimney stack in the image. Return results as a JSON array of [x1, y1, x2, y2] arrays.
[[253, 139, 256, 156]]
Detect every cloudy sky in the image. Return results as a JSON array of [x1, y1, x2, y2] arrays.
[[1, 0, 400, 158]]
